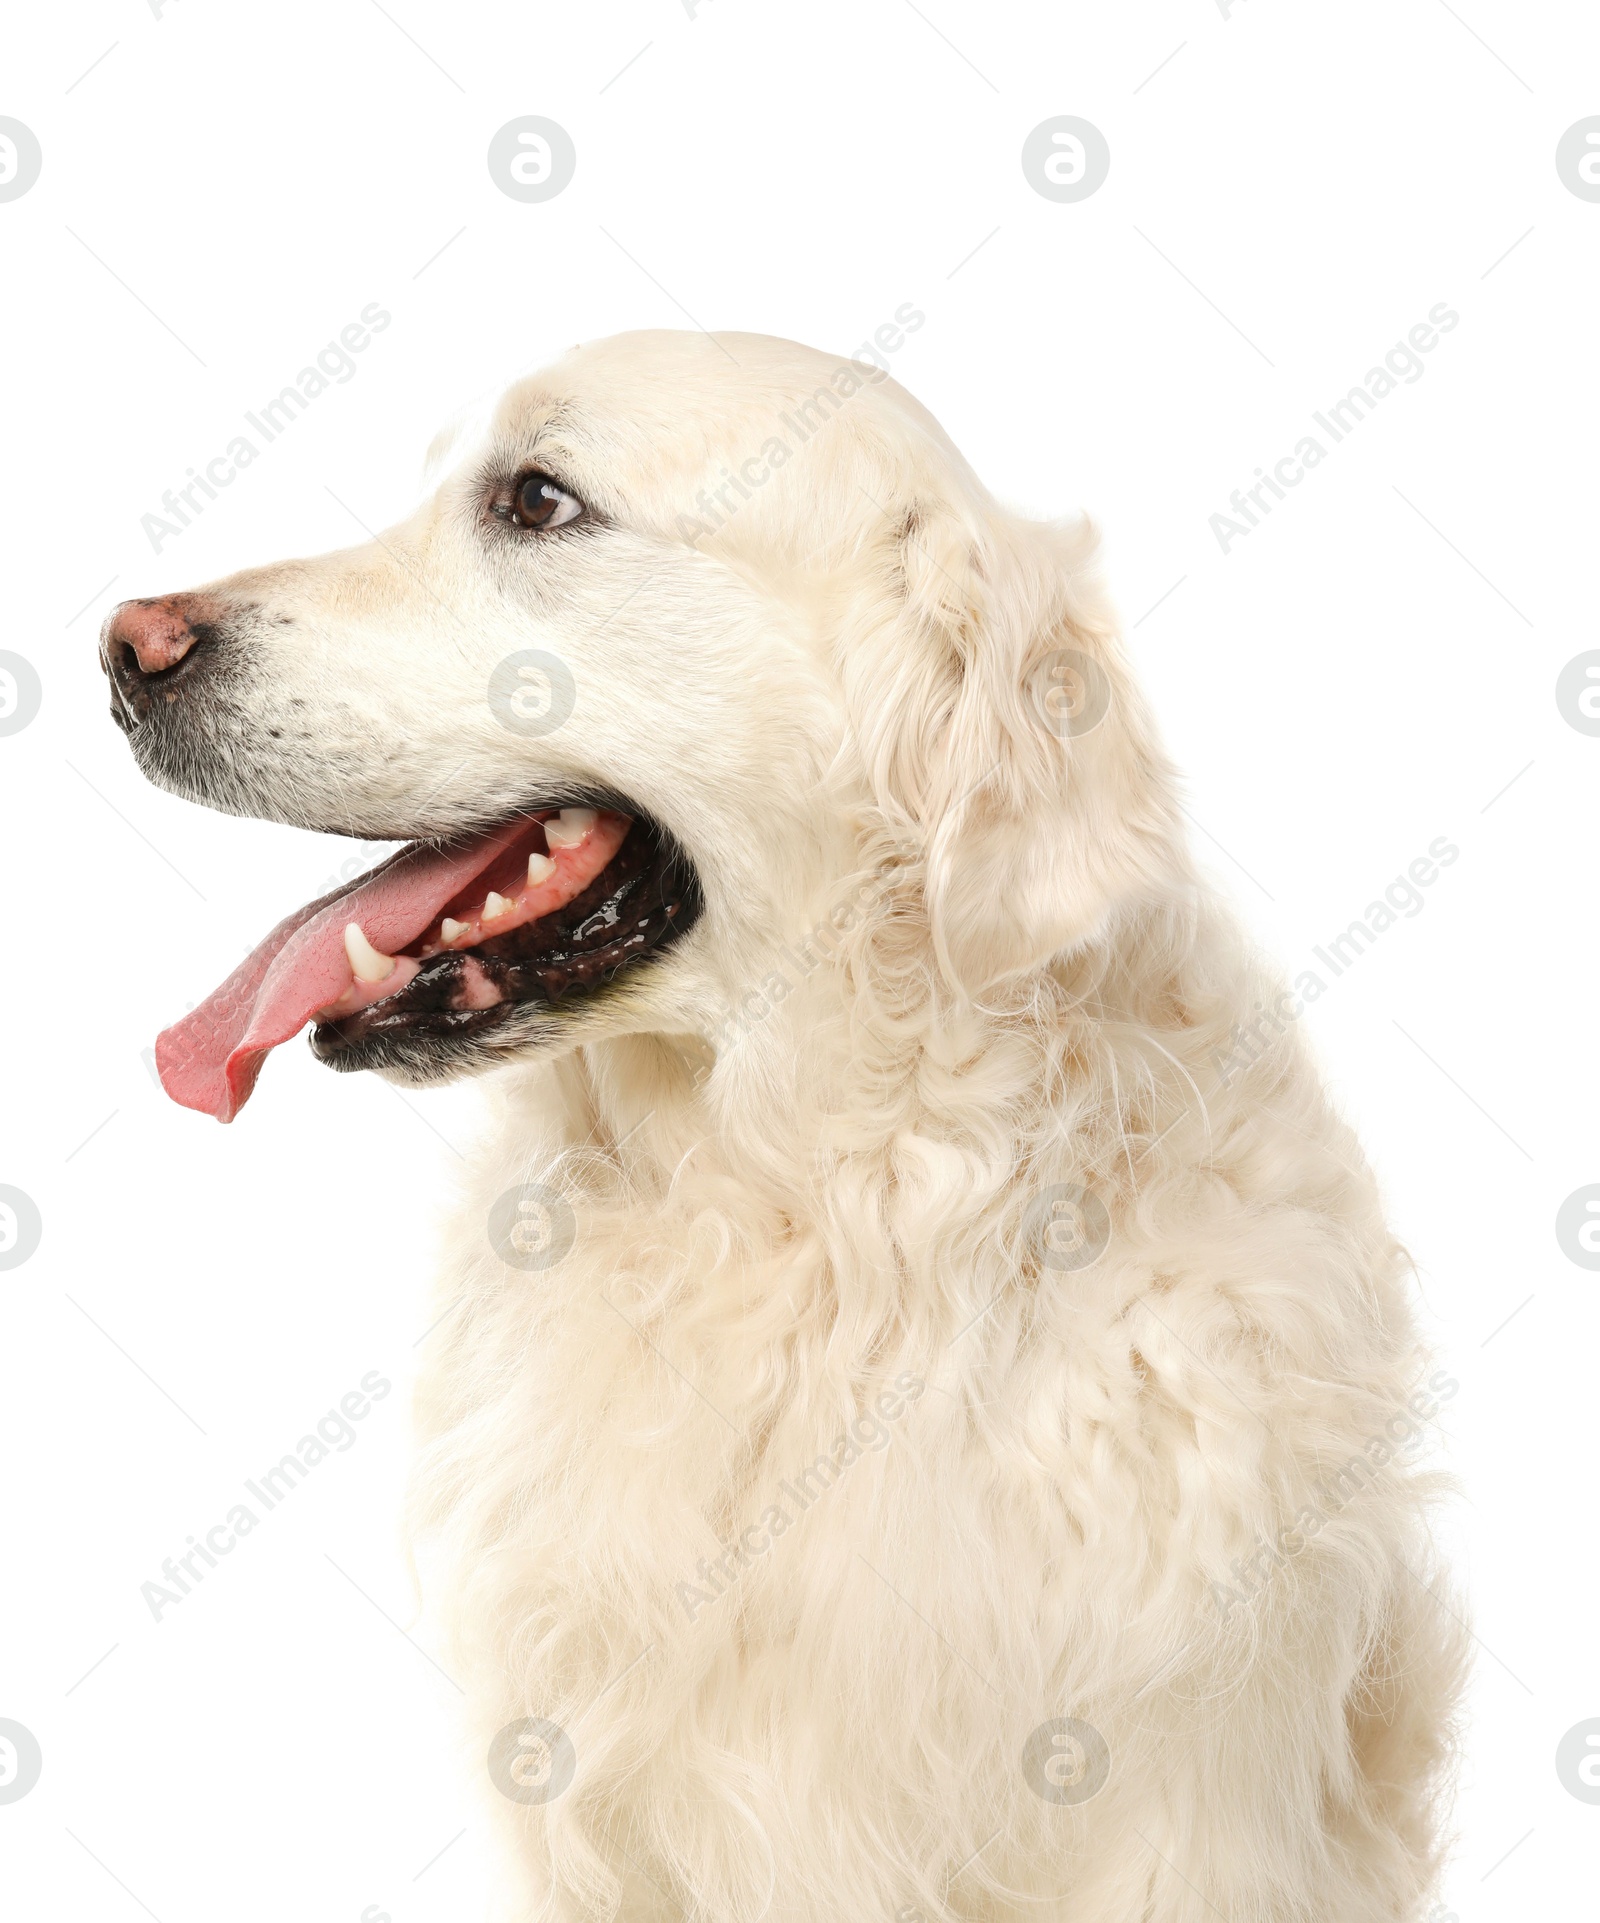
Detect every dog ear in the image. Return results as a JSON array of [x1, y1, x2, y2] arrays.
[[841, 499, 1184, 992]]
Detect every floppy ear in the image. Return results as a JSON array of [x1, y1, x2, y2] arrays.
[[841, 497, 1185, 992]]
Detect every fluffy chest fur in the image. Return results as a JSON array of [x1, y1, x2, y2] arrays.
[[412, 937, 1461, 1923]]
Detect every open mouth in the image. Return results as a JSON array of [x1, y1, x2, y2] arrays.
[[156, 804, 702, 1121]]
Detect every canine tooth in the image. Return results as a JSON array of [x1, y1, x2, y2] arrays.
[[482, 891, 513, 919], [440, 917, 469, 943], [527, 852, 556, 885], [545, 807, 596, 848], [343, 922, 396, 982]]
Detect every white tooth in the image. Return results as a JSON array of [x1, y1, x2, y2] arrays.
[[482, 891, 513, 920], [545, 806, 596, 849], [440, 917, 469, 943], [527, 852, 556, 885], [343, 922, 396, 982]]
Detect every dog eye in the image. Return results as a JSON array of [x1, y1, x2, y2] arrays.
[[507, 471, 584, 531]]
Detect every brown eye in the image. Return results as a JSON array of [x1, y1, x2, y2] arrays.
[[509, 470, 583, 531]]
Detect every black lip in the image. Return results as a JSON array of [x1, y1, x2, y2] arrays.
[[308, 814, 703, 1075]]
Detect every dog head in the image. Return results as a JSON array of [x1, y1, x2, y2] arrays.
[[104, 330, 1182, 1119]]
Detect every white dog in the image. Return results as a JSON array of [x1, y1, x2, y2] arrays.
[[105, 330, 1464, 1921]]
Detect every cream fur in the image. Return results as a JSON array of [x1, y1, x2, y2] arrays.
[[170, 332, 1466, 1920]]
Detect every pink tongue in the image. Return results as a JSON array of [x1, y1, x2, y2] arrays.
[[156, 821, 534, 1123]]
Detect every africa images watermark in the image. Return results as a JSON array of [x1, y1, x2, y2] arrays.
[[1207, 1367, 1459, 1623], [674, 1373, 927, 1621], [1209, 301, 1459, 554], [700, 847, 915, 1065], [1211, 834, 1459, 1088], [673, 302, 925, 546], [139, 302, 392, 553], [139, 1370, 392, 1621]]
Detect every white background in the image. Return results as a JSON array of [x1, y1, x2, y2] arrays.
[[1, 3, 1595, 1919]]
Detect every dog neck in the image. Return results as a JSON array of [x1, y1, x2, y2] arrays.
[[498, 883, 1267, 1347]]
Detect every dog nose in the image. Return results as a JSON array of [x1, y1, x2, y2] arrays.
[[102, 594, 216, 722], [105, 595, 206, 674]]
